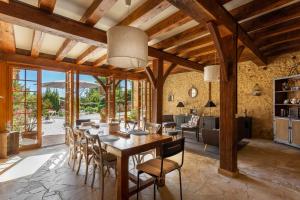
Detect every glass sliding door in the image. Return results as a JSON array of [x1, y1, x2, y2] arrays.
[[12, 67, 42, 149]]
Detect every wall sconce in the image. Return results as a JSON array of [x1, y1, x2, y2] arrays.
[[252, 84, 262, 96], [168, 92, 174, 102]]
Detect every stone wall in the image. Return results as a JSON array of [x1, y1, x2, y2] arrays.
[[163, 51, 300, 139]]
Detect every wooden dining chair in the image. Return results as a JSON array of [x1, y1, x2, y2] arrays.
[[66, 125, 81, 171], [75, 130, 94, 184], [134, 122, 162, 164], [85, 133, 117, 200], [136, 138, 185, 200]]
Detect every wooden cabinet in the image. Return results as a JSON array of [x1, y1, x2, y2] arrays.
[[291, 120, 300, 146], [273, 75, 300, 149], [274, 118, 289, 143], [274, 118, 300, 148]]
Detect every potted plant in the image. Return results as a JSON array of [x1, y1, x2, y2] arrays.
[[100, 108, 107, 123]]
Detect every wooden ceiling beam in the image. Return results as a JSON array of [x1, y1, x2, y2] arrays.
[[146, 11, 192, 40], [118, 0, 170, 27], [0, 52, 145, 80], [250, 17, 300, 40], [93, 54, 106, 66], [263, 39, 300, 57], [31, 0, 56, 57], [31, 31, 45, 57], [76, 46, 103, 64], [167, 0, 267, 65], [0, 21, 15, 53], [241, 2, 300, 33], [257, 29, 300, 51], [151, 25, 208, 50], [230, 0, 293, 22], [38, 0, 56, 13], [56, 0, 116, 61], [0, 1, 203, 71]]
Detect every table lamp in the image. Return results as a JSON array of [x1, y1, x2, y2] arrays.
[[176, 102, 185, 115]]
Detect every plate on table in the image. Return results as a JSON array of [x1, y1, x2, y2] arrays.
[[129, 130, 149, 136], [99, 135, 120, 142]]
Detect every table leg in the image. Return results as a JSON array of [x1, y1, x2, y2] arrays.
[[117, 155, 129, 200]]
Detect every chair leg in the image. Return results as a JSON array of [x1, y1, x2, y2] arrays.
[[204, 144, 207, 151], [84, 155, 92, 184], [153, 178, 156, 200], [72, 151, 76, 171], [91, 164, 96, 188], [100, 166, 104, 200], [179, 169, 182, 200], [137, 172, 140, 200], [76, 153, 83, 175]]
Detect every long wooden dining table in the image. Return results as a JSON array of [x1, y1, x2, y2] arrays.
[[81, 127, 172, 200]]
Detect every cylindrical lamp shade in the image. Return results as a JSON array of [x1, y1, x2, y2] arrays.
[[204, 65, 220, 82], [107, 26, 148, 69]]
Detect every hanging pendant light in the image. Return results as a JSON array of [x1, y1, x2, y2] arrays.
[[107, 26, 148, 69], [204, 65, 220, 82]]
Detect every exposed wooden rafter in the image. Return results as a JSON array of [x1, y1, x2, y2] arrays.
[[0, 21, 15, 53], [56, 0, 117, 61], [31, 0, 56, 57], [166, 0, 267, 65]]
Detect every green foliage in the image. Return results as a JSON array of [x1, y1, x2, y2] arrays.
[[43, 88, 60, 111], [128, 109, 137, 121]]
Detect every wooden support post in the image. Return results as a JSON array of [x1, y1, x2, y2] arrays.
[[207, 22, 239, 176], [0, 62, 9, 158], [145, 81, 148, 122], [137, 81, 142, 127], [105, 78, 109, 122], [151, 59, 164, 127], [124, 79, 128, 122], [75, 71, 79, 120]]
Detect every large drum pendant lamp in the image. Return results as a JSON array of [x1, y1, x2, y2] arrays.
[[204, 65, 220, 82], [107, 26, 148, 69]]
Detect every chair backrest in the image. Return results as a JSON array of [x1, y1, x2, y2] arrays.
[[162, 115, 174, 122], [85, 132, 104, 163], [144, 122, 161, 134], [160, 137, 185, 176], [125, 120, 137, 131], [81, 121, 94, 126]]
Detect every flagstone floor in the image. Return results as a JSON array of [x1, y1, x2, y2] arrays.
[[0, 139, 300, 200]]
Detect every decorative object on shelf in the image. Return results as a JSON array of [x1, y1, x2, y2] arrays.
[[252, 83, 262, 96], [168, 92, 174, 102], [280, 109, 288, 117], [291, 86, 300, 91], [291, 98, 298, 104], [106, 0, 148, 69], [288, 56, 300, 76], [176, 101, 185, 114], [188, 86, 198, 98], [282, 82, 290, 91], [283, 99, 290, 104]]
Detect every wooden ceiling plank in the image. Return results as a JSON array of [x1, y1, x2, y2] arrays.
[[31, 0, 56, 57], [250, 17, 300, 40], [0, 1, 203, 71], [146, 11, 192, 39], [0, 20, 15, 53], [263, 39, 300, 56], [230, 0, 293, 22], [257, 29, 300, 51], [56, 0, 116, 61], [93, 54, 106, 66], [118, 0, 170, 27], [151, 25, 208, 50], [81, 0, 117, 26], [76, 46, 102, 64], [240, 2, 300, 33], [167, 0, 267, 65]]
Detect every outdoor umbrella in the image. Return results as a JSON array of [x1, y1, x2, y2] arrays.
[[42, 80, 99, 89]]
